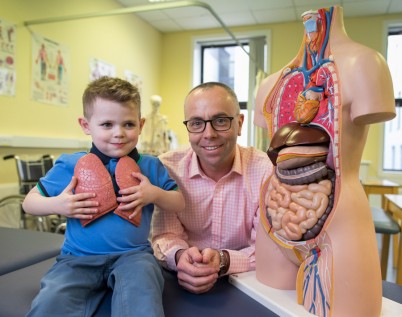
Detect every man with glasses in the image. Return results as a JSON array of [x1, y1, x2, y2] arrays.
[[151, 82, 273, 293]]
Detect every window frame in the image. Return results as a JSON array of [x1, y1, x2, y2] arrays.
[[382, 99, 402, 172], [377, 20, 402, 181], [191, 30, 271, 88], [200, 42, 249, 110], [191, 30, 271, 146]]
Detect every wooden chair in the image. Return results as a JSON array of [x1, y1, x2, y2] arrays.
[[371, 206, 401, 279]]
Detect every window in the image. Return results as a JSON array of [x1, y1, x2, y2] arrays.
[[383, 27, 402, 172], [192, 31, 270, 147], [201, 43, 250, 146]]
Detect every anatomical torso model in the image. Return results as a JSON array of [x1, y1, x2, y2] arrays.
[[254, 6, 395, 317]]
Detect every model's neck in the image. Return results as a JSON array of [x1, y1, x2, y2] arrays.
[[329, 6, 350, 44]]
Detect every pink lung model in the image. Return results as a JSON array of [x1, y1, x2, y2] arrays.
[[74, 154, 142, 227], [254, 6, 396, 317], [74, 153, 118, 227], [115, 156, 142, 227]]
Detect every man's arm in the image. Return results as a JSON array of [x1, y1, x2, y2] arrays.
[[151, 205, 190, 270], [154, 222, 224, 294], [223, 152, 272, 275], [224, 203, 260, 275]]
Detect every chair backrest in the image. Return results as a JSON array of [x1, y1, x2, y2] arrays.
[[0, 195, 25, 228], [4, 155, 54, 195]]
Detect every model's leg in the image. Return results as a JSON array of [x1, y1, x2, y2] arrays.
[[255, 221, 299, 289], [109, 250, 164, 317]]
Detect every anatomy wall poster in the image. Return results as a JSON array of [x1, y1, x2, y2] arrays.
[[31, 33, 69, 106], [89, 58, 116, 81], [0, 19, 16, 96], [124, 69, 142, 93]]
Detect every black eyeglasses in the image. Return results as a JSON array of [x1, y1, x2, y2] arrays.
[[183, 116, 235, 133]]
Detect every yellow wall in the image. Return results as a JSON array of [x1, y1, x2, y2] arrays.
[[160, 13, 402, 180], [0, 0, 162, 183]]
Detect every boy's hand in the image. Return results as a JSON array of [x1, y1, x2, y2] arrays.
[[56, 176, 99, 219], [117, 172, 155, 214]]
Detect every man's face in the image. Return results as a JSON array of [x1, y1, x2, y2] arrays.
[[184, 86, 244, 174]]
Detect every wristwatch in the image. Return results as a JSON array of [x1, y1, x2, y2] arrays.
[[218, 250, 228, 276]]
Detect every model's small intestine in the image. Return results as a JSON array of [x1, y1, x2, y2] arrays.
[[266, 176, 333, 241]]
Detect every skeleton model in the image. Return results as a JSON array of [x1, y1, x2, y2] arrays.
[[141, 95, 170, 156]]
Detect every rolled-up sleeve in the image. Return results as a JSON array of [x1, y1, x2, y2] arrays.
[[152, 205, 189, 270]]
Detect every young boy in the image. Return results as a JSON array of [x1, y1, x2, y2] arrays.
[[23, 76, 185, 317]]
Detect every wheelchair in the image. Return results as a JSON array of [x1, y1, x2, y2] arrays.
[[0, 154, 65, 233]]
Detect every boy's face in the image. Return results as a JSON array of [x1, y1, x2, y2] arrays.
[[79, 98, 144, 158]]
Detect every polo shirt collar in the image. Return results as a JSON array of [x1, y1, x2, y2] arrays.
[[89, 143, 140, 165]]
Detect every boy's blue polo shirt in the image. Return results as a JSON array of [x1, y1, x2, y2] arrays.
[[37, 146, 178, 256]]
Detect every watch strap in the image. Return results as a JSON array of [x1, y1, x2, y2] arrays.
[[218, 249, 229, 276]]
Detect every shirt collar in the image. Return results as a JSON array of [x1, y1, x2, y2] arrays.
[[89, 143, 141, 165], [188, 145, 242, 179], [188, 151, 200, 178], [231, 145, 242, 175]]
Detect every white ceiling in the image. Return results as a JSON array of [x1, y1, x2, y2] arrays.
[[115, 0, 402, 32]]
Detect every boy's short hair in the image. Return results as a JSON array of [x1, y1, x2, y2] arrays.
[[82, 76, 141, 119]]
